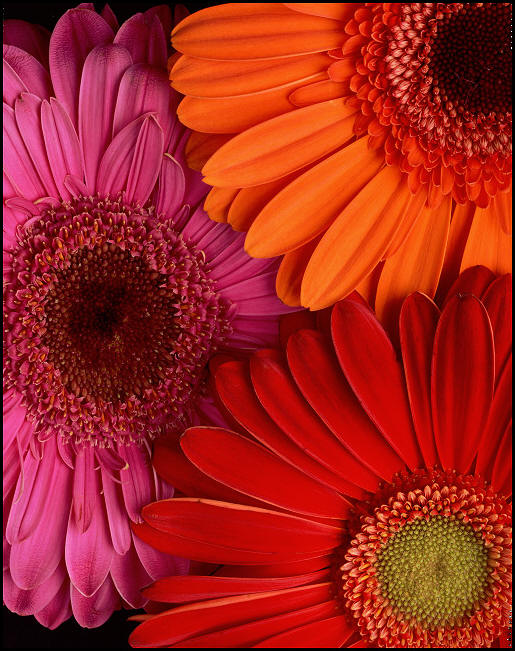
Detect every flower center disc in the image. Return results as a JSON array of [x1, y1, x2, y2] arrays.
[[429, 3, 512, 115], [376, 515, 488, 628]]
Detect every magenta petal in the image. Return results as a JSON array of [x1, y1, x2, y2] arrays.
[[78, 44, 133, 192], [96, 113, 149, 197], [3, 58, 28, 107], [3, 44, 52, 101], [3, 390, 26, 454], [119, 444, 154, 524], [3, 103, 45, 200], [49, 8, 114, 128], [156, 154, 186, 219], [65, 481, 114, 597], [125, 114, 164, 205], [71, 576, 120, 628], [113, 63, 173, 144], [114, 13, 167, 69], [41, 97, 84, 200], [101, 4, 119, 32], [35, 581, 72, 630], [3, 563, 65, 616], [146, 5, 173, 38], [9, 446, 72, 590], [101, 467, 132, 555], [110, 544, 151, 609], [72, 446, 96, 533], [132, 530, 190, 581], [3, 20, 51, 69], [14, 93, 59, 198]]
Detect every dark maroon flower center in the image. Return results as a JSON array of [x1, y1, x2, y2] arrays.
[[429, 3, 512, 116]]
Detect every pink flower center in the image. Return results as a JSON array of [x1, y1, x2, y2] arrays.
[[4, 195, 232, 447]]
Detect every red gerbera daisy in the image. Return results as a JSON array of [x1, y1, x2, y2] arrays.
[[129, 266, 512, 648], [170, 3, 512, 315]]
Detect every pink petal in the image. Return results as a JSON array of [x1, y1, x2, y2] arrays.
[[78, 44, 133, 192], [3, 20, 51, 69], [119, 444, 154, 524], [112, 63, 173, 145], [49, 8, 114, 128], [110, 543, 152, 609], [41, 97, 84, 200], [35, 580, 72, 630], [125, 113, 164, 205], [3, 563, 65, 616], [3, 44, 52, 101], [101, 467, 132, 555], [9, 443, 72, 590], [3, 103, 45, 200], [114, 13, 167, 68], [70, 575, 120, 628], [72, 445, 96, 533], [65, 470, 114, 597], [101, 4, 119, 31], [14, 93, 59, 197], [3, 57, 28, 106], [3, 390, 26, 454], [132, 530, 190, 581], [156, 154, 186, 219], [148, 4, 173, 36], [96, 113, 149, 197]]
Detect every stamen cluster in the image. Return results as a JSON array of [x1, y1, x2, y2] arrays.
[[3, 196, 232, 448]]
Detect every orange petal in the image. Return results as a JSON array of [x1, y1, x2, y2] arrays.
[[355, 262, 384, 309], [245, 137, 384, 257], [491, 183, 512, 235], [436, 201, 476, 301], [203, 186, 240, 222], [185, 131, 233, 171], [178, 78, 325, 134], [301, 165, 408, 310], [460, 203, 512, 275], [276, 236, 322, 306], [172, 52, 333, 98], [203, 99, 357, 188], [382, 187, 427, 258], [172, 5, 345, 60], [283, 3, 359, 21], [375, 195, 451, 335], [289, 79, 349, 107], [228, 171, 302, 232]]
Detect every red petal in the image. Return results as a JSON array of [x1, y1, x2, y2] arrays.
[[482, 274, 512, 385], [215, 361, 364, 498], [142, 499, 341, 558], [182, 427, 351, 520], [142, 570, 330, 603], [286, 329, 405, 485], [442, 265, 496, 307], [475, 356, 512, 481], [250, 349, 376, 498], [431, 295, 495, 473], [491, 421, 512, 497], [331, 300, 423, 470], [255, 614, 354, 648], [169, 601, 339, 648], [399, 293, 440, 468], [153, 436, 262, 507], [279, 311, 317, 349], [129, 582, 334, 648]]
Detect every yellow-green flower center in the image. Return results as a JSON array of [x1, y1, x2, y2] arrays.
[[376, 515, 489, 628]]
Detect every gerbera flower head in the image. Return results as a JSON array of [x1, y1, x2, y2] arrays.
[[3, 3, 293, 629], [170, 3, 512, 315], [130, 266, 511, 648]]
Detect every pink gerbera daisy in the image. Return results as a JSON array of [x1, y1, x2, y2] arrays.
[[3, 3, 293, 629]]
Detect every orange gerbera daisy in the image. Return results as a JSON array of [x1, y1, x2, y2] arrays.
[[170, 2, 512, 318]]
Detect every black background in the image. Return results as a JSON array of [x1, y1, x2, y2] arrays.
[[2, 1, 212, 648]]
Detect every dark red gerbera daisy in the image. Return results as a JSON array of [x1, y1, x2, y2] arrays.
[[129, 266, 512, 648]]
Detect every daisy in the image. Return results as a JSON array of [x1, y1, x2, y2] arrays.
[[129, 266, 511, 648], [170, 2, 512, 317], [3, 3, 293, 629]]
